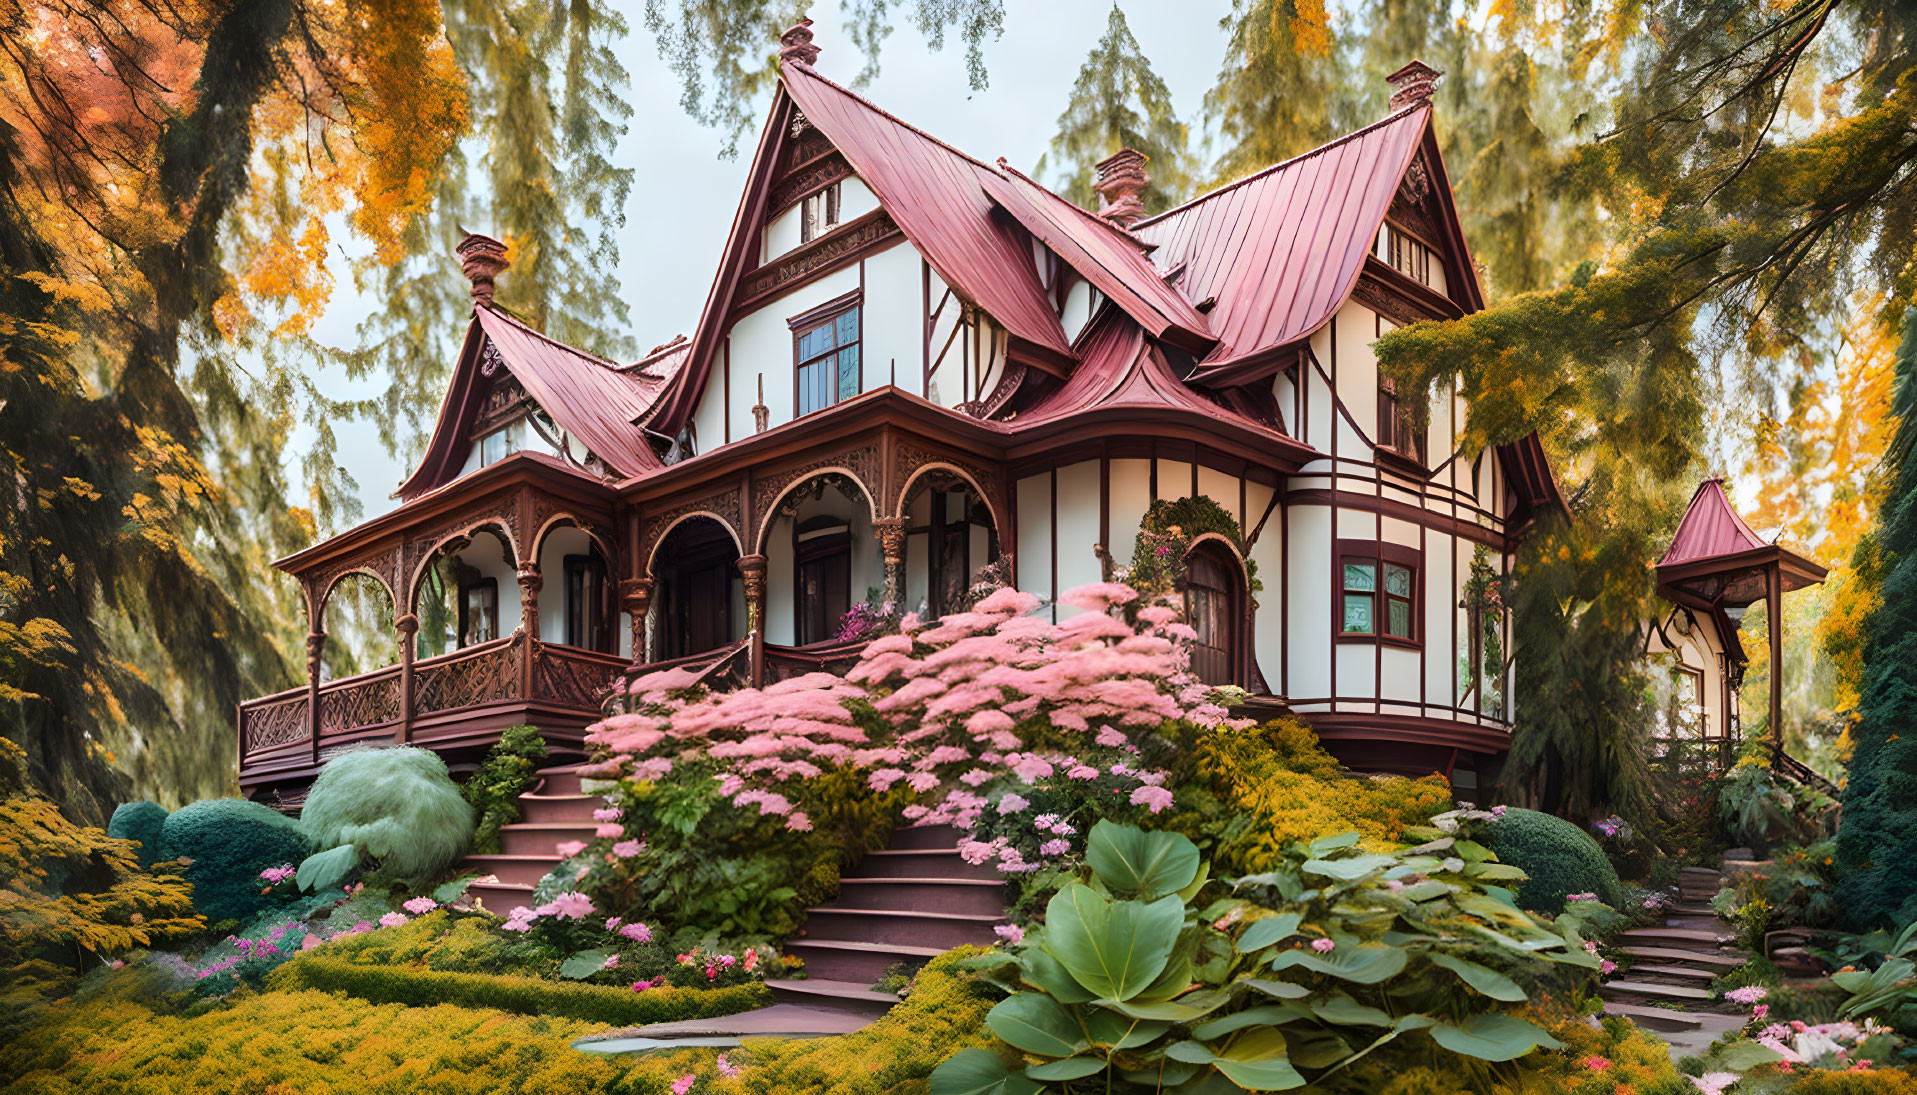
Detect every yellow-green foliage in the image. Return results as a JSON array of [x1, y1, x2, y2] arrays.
[[0, 944, 997, 1094], [314, 910, 511, 973], [0, 739, 201, 981], [1784, 1073, 1917, 1095], [269, 955, 768, 1028], [0, 976, 667, 1093], [1193, 719, 1452, 873]]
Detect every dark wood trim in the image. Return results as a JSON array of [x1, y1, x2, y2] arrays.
[[1296, 710, 1512, 755], [732, 208, 903, 316], [766, 150, 854, 219], [1286, 488, 1510, 551]]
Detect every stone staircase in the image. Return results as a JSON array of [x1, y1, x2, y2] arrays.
[[1602, 865, 1749, 1056], [767, 824, 1004, 1017], [465, 764, 599, 913]]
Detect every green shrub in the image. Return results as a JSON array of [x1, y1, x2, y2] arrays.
[[298, 745, 474, 888], [157, 798, 312, 923], [105, 801, 168, 869], [268, 954, 768, 1026], [463, 725, 548, 855], [1478, 806, 1623, 913]]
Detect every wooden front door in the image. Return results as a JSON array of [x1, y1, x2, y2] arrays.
[[1185, 546, 1238, 686]]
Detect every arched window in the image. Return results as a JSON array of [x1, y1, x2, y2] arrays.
[[1184, 542, 1242, 686]]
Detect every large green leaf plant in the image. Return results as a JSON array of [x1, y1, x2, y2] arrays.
[[932, 819, 1598, 1093]]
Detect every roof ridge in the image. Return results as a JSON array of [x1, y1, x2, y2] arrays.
[[1133, 103, 1429, 229], [478, 304, 625, 372], [991, 157, 1155, 252], [783, 60, 1000, 173]]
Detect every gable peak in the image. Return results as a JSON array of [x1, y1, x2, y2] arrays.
[[1385, 60, 1442, 111], [779, 19, 820, 66]]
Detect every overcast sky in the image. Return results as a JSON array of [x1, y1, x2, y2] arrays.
[[294, 1, 1238, 524]]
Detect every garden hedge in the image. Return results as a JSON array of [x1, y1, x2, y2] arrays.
[[1478, 806, 1623, 913], [105, 801, 168, 869], [157, 798, 312, 923], [268, 955, 769, 1027]]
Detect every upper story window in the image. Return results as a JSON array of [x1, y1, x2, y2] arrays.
[[479, 424, 521, 466], [1383, 223, 1439, 287], [1376, 374, 1426, 465], [1340, 546, 1418, 644], [801, 183, 841, 243], [793, 297, 861, 417]]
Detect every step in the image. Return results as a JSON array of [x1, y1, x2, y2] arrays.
[[1599, 979, 1716, 1004], [1663, 914, 1726, 932], [765, 978, 901, 1018], [517, 792, 601, 825], [826, 877, 1007, 916], [782, 938, 948, 983], [467, 880, 537, 916], [1618, 945, 1747, 970], [1626, 963, 1719, 985], [1679, 866, 1724, 880], [1668, 901, 1717, 916], [535, 765, 587, 797], [884, 825, 964, 851], [462, 854, 561, 888], [1602, 1001, 1706, 1034], [499, 822, 601, 857], [796, 907, 1002, 949], [1620, 927, 1734, 951], [847, 848, 1003, 881]]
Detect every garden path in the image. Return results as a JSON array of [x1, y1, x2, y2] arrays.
[[1601, 864, 1748, 1060]]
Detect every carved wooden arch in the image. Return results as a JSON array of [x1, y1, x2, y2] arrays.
[[404, 518, 521, 615], [530, 511, 617, 570], [644, 510, 746, 575], [1184, 531, 1254, 588], [314, 564, 400, 632], [637, 486, 745, 577], [750, 444, 883, 553], [1182, 531, 1255, 688], [893, 460, 1004, 536]]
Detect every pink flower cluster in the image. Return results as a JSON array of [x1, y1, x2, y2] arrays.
[[578, 582, 1241, 841], [500, 892, 614, 934], [401, 896, 438, 915], [257, 864, 295, 885]]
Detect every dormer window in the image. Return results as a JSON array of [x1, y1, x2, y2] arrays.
[[1377, 374, 1426, 465], [479, 421, 522, 466], [801, 183, 841, 243]]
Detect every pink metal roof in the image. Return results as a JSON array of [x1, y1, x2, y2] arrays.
[[1658, 478, 1769, 567], [1132, 106, 1432, 377], [780, 62, 1076, 362], [396, 307, 663, 501], [979, 163, 1213, 352]]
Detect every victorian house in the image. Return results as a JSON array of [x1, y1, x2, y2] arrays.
[[236, 25, 1565, 806]]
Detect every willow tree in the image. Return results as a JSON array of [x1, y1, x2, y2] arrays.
[[1035, 5, 1192, 215], [0, 0, 470, 820], [1375, 0, 1917, 821]]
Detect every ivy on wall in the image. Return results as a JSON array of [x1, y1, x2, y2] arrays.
[[1125, 496, 1261, 600]]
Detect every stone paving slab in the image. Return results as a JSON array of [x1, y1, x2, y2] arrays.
[[573, 1003, 876, 1053]]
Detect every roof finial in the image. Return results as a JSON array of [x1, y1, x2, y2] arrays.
[[455, 231, 509, 307], [1385, 60, 1442, 111], [779, 19, 820, 66], [1093, 148, 1150, 228]]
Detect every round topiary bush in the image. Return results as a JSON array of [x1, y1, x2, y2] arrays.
[[158, 799, 313, 923], [299, 746, 474, 886], [1478, 807, 1624, 914], [107, 800, 169, 869]]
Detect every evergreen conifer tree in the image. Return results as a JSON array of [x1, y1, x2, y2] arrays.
[[1035, 6, 1192, 215]]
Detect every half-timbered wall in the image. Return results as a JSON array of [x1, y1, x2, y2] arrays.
[[1645, 608, 1737, 741]]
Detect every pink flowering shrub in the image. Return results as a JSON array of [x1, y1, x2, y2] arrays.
[[569, 582, 1246, 949]]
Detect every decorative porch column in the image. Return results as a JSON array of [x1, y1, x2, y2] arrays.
[[395, 613, 418, 743], [874, 517, 906, 609], [305, 630, 326, 765], [517, 560, 542, 696], [619, 577, 654, 663], [738, 553, 767, 686]]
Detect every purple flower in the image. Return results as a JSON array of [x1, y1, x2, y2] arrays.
[[1039, 838, 1071, 857]]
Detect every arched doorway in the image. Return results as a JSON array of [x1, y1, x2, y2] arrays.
[[651, 516, 745, 660], [763, 473, 877, 647], [412, 528, 516, 659], [900, 472, 999, 619], [537, 522, 616, 653], [1183, 539, 1245, 686]]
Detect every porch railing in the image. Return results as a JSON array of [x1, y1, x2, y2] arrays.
[[238, 635, 625, 769]]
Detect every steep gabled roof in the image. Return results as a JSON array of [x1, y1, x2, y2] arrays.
[[1655, 478, 1826, 609], [1132, 104, 1465, 381], [395, 306, 664, 501], [979, 163, 1213, 353]]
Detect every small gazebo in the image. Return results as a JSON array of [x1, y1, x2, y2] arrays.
[[1655, 478, 1826, 765]]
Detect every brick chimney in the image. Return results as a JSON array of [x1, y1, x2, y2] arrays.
[[1385, 60, 1442, 111], [456, 232, 509, 306], [779, 19, 820, 66], [1093, 148, 1150, 228]]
